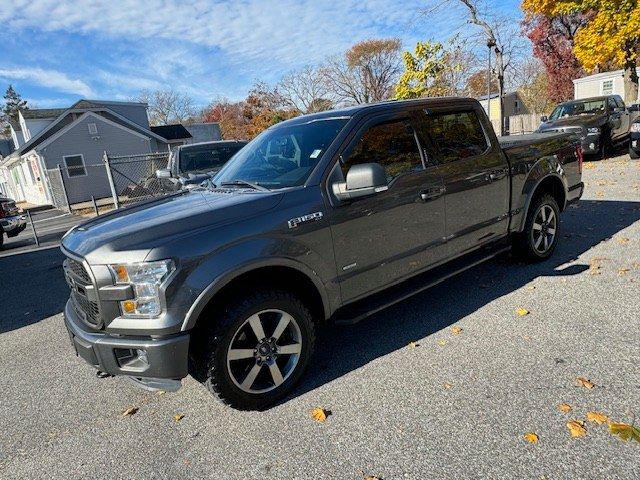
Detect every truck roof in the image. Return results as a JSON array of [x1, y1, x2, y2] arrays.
[[275, 97, 481, 128]]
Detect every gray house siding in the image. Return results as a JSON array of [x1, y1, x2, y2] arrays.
[[40, 114, 155, 204]]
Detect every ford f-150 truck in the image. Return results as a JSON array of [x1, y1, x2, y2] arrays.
[[61, 98, 583, 410]]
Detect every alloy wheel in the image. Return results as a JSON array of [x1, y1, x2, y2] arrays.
[[531, 204, 557, 254], [226, 309, 302, 394]]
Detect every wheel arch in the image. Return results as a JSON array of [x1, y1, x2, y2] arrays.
[[182, 260, 330, 331], [517, 173, 566, 232]]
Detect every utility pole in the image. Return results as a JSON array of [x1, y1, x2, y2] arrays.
[[487, 38, 496, 123]]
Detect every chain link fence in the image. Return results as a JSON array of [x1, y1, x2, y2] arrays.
[[43, 152, 174, 212], [104, 152, 173, 208]]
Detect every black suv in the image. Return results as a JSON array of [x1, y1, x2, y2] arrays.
[[538, 95, 631, 159]]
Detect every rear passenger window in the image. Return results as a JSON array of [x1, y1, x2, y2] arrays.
[[417, 111, 488, 163], [342, 119, 423, 182]]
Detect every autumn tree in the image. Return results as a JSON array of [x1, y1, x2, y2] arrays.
[[202, 98, 248, 140], [522, 0, 640, 102], [514, 59, 555, 113], [438, 41, 480, 96], [137, 89, 196, 125], [465, 70, 498, 97], [324, 38, 403, 104], [396, 41, 448, 99], [522, 8, 588, 102], [278, 66, 333, 114]]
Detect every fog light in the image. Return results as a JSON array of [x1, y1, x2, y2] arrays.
[[136, 349, 148, 365], [589, 143, 595, 150]]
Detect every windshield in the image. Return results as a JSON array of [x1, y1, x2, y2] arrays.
[[549, 99, 606, 120], [213, 118, 349, 189], [179, 143, 244, 173]]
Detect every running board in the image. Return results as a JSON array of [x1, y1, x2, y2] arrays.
[[333, 243, 511, 325]]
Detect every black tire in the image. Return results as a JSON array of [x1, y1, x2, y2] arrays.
[[190, 289, 315, 410], [0, 231, 4, 250], [512, 194, 560, 263], [630, 146, 640, 159], [599, 134, 612, 160]]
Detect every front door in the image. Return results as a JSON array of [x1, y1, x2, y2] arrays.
[[415, 108, 510, 256], [328, 114, 446, 303]]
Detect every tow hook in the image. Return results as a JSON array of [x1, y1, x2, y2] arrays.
[[96, 370, 113, 379]]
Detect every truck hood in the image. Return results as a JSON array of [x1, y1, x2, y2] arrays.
[[62, 189, 283, 263], [538, 113, 606, 132]]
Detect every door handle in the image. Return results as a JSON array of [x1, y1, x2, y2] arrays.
[[489, 169, 508, 181], [420, 186, 445, 201]]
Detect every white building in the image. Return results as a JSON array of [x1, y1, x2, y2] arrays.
[[573, 70, 639, 102]]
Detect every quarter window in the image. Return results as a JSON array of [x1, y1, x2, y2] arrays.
[[417, 111, 488, 163], [342, 119, 423, 182], [64, 154, 87, 177]]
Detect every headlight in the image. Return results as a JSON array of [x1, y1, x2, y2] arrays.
[[587, 127, 600, 134], [108, 260, 174, 317], [631, 123, 640, 133]]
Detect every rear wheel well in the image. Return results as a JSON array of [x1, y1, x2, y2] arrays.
[[531, 176, 566, 213], [196, 266, 326, 327]]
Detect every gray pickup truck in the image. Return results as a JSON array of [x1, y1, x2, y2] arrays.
[[61, 98, 583, 410], [0, 196, 26, 249]]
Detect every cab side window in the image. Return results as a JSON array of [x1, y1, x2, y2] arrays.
[[607, 97, 617, 110], [341, 119, 423, 183], [417, 111, 488, 163]]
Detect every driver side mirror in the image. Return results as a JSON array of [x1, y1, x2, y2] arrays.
[[156, 169, 172, 179], [332, 163, 388, 201], [613, 106, 625, 113], [540, 115, 548, 123]]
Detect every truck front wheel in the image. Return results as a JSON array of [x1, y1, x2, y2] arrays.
[[513, 194, 560, 262], [191, 289, 315, 410]]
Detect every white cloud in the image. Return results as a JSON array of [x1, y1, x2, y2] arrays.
[[0, 67, 95, 97]]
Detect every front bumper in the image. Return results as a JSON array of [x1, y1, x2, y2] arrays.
[[0, 214, 27, 237], [64, 299, 190, 390]]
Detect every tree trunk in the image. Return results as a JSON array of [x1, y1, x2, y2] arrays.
[[623, 57, 639, 104]]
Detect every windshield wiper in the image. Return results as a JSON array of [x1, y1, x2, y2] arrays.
[[220, 179, 268, 191]]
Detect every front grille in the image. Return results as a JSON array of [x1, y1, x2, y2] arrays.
[[63, 255, 101, 327], [66, 258, 91, 283], [72, 290, 101, 324]]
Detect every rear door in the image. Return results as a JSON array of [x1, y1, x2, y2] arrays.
[[414, 107, 510, 256], [329, 112, 446, 303]]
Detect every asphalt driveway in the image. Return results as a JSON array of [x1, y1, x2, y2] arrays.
[[0, 155, 638, 479]]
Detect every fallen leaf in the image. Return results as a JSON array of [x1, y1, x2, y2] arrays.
[[588, 258, 605, 275], [361, 471, 383, 480], [526, 285, 536, 290], [618, 267, 630, 276], [586, 411, 608, 425], [438, 340, 448, 346], [576, 377, 595, 389], [558, 403, 572, 413], [310, 407, 330, 423], [596, 191, 604, 198], [516, 308, 530, 316], [583, 162, 596, 169], [156, 390, 166, 396], [122, 406, 139, 417], [608, 422, 640, 442], [523, 432, 539, 444], [567, 420, 587, 438], [407, 341, 419, 349], [617, 237, 630, 244], [444, 383, 453, 389], [451, 326, 463, 335], [174, 413, 185, 422]]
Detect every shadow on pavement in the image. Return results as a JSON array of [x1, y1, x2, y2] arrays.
[[289, 199, 640, 403]]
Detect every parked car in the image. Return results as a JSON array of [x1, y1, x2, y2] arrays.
[[537, 95, 631, 159], [630, 118, 640, 159], [156, 140, 248, 188], [0, 196, 26, 249], [61, 98, 583, 410]]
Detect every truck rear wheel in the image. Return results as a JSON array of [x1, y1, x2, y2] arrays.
[[513, 194, 560, 262], [192, 289, 315, 410]]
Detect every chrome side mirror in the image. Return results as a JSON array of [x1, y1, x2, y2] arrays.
[[333, 163, 388, 201], [156, 169, 172, 179]]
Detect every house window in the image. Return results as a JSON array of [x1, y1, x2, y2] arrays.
[[64, 154, 87, 177], [514, 100, 520, 113], [601, 79, 614, 95], [87, 123, 98, 135]]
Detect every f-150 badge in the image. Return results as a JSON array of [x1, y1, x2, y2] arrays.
[[288, 212, 323, 229]]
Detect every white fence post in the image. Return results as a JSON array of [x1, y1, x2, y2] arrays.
[[103, 151, 120, 209]]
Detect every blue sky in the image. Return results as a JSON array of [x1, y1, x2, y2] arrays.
[[0, 0, 523, 109]]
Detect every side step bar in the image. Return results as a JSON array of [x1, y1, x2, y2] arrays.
[[333, 242, 511, 325]]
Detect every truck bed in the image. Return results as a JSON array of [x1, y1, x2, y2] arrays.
[[498, 132, 580, 163]]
